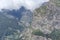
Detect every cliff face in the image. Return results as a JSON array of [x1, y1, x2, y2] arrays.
[[24, 0, 60, 40], [32, 0, 60, 33]]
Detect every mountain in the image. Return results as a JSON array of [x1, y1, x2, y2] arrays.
[[1, 0, 60, 40], [1, 6, 27, 19], [0, 6, 33, 40], [21, 0, 60, 40]]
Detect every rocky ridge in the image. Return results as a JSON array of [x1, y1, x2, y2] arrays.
[[22, 0, 60, 40]]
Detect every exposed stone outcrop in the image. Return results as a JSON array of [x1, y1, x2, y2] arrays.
[[26, 0, 60, 40]]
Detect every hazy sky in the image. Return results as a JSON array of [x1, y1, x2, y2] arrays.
[[0, 0, 49, 10]]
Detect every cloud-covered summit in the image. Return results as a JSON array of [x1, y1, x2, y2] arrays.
[[0, 0, 49, 10]]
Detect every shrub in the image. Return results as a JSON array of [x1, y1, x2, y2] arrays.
[[50, 29, 60, 40], [32, 29, 60, 40], [32, 29, 44, 36]]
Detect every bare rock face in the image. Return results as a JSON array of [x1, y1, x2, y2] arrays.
[[22, 0, 60, 40], [32, 0, 60, 34], [50, 0, 60, 7], [28, 0, 60, 40], [20, 0, 60, 40]]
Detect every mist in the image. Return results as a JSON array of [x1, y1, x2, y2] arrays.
[[0, 0, 49, 10]]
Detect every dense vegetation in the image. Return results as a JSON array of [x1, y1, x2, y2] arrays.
[[50, 29, 60, 40], [32, 29, 44, 36], [32, 29, 60, 40]]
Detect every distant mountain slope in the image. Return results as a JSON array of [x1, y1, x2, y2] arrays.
[[1, 6, 33, 20], [0, 6, 33, 40], [0, 13, 24, 40]]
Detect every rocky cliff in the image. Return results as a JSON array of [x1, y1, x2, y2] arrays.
[[0, 0, 60, 40], [23, 0, 60, 40]]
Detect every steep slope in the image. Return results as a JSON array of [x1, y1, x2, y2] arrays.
[[23, 0, 60, 40], [33, 0, 60, 33], [1, 0, 60, 40]]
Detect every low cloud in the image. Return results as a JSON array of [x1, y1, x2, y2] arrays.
[[0, 0, 49, 10]]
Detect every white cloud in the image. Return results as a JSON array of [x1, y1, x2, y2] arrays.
[[0, 0, 49, 10]]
